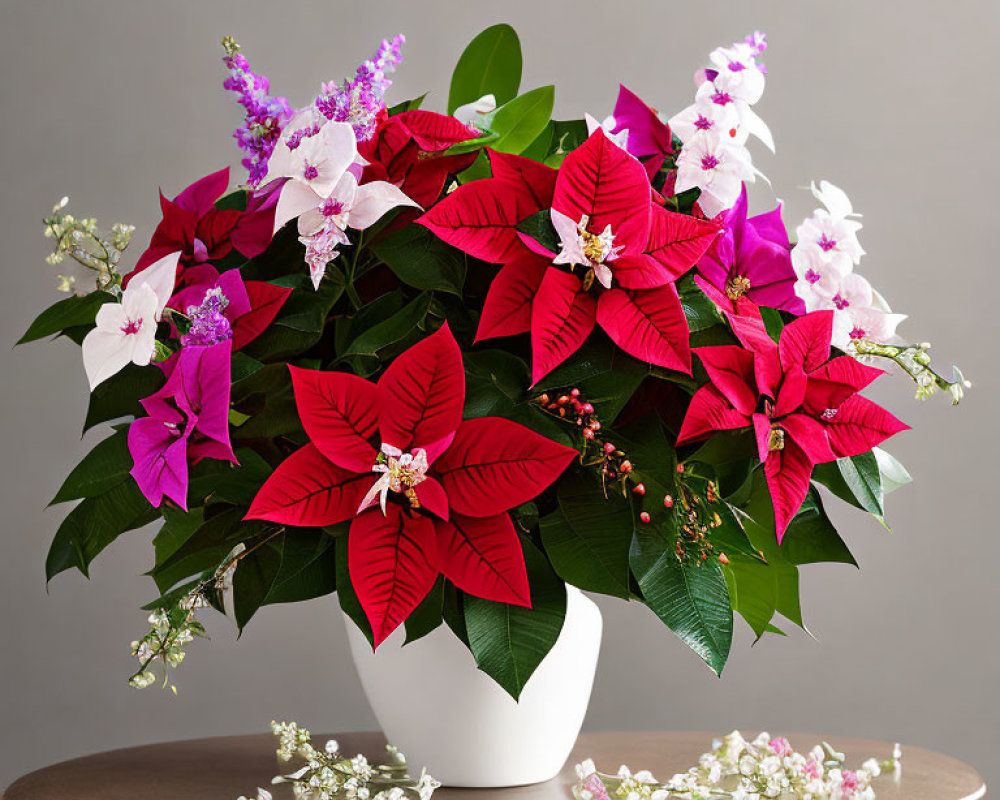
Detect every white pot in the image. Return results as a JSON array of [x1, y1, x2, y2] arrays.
[[344, 586, 602, 787]]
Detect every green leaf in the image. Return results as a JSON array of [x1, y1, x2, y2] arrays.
[[50, 428, 133, 505], [46, 481, 157, 581], [463, 349, 530, 417], [339, 293, 433, 360], [873, 447, 912, 494], [448, 23, 522, 114], [242, 271, 345, 362], [520, 121, 554, 161], [534, 340, 648, 423], [630, 521, 733, 675], [371, 225, 466, 296], [233, 537, 284, 629], [187, 449, 275, 507], [336, 532, 374, 647], [677, 274, 724, 333], [813, 451, 884, 517], [83, 363, 164, 433], [387, 93, 427, 115], [759, 306, 785, 342], [723, 561, 776, 639], [489, 86, 556, 155], [17, 292, 113, 344], [515, 209, 560, 254], [153, 507, 205, 571], [231, 352, 263, 384], [540, 473, 632, 598], [464, 538, 566, 699], [261, 529, 337, 607], [404, 576, 445, 644], [545, 119, 589, 166], [151, 508, 273, 592]]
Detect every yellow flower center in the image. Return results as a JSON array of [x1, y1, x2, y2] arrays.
[[581, 229, 607, 263], [767, 426, 785, 452], [726, 275, 752, 300]]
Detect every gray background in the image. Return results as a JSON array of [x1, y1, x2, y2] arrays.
[[1, 0, 997, 791]]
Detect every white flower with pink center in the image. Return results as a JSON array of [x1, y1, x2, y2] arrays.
[[265, 119, 420, 288], [674, 129, 755, 218], [669, 98, 741, 147], [358, 443, 429, 515], [81, 251, 178, 389], [550, 210, 624, 288]]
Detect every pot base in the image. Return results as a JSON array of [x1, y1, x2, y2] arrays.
[[345, 587, 603, 787]]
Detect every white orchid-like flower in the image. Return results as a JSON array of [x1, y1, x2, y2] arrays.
[[453, 93, 497, 129], [266, 120, 420, 288], [792, 181, 906, 355], [674, 130, 755, 218], [81, 251, 179, 390]]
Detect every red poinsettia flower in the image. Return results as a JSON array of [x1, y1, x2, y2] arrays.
[[126, 167, 277, 289], [421, 131, 719, 383], [245, 324, 576, 645], [359, 109, 480, 209], [676, 310, 909, 540]]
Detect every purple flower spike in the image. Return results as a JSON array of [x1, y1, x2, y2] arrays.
[[313, 34, 406, 142], [222, 38, 294, 187]]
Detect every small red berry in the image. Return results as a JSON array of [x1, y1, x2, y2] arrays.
[[676, 463, 685, 473], [537, 393, 549, 404], [718, 553, 730, 565], [620, 460, 632, 473], [604, 442, 616, 454], [557, 395, 569, 405], [663, 495, 674, 508], [590, 420, 601, 431], [582, 427, 595, 439], [639, 511, 651, 524], [633, 483, 646, 495], [570, 388, 581, 398], [581, 402, 594, 414]]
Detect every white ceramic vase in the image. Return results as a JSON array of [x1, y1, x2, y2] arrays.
[[344, 586, 602, 787]]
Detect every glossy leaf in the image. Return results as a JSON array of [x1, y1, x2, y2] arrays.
[[464, 537, 566, 699], [489, 86, 556, 155], [46, 481, 158, 581], [404, 576, 445, 644], [630, 521, 733, 675], [50, 428, 132, 505], [83, 363, 165, 433], [541, 472, 632, 598], [448, 24, 522, 114], [18, 292, 113, 344], [371, 225, 467, 296], [813, 451, 884, 517]]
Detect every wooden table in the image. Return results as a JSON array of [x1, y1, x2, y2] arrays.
[[2, 731, 986, 800]]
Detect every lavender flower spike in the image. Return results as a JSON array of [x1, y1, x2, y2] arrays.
[[222, 37, 294, 187], [182, 287, 232, 347], [314, 34, 405, 142]]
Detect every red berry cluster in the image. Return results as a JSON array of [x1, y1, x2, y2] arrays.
[[533, 389, 729, 566]]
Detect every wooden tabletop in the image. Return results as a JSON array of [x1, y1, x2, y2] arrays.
[[2, 731, 986, 800]]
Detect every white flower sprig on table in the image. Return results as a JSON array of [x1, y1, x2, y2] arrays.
[[573, 731, 901, 800], [235, 721, 440, 800]]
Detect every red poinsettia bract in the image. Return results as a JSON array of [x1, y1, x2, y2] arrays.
[[420, 131, 719, 383], [245, 325, 576, 646], [360, 109, 480, 209], [676, 310, 909, 540], [127, 167, 276, 288]]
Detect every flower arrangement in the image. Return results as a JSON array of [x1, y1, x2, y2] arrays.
[[20, 25, 967, 698], [574, 732, 901, 800]]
